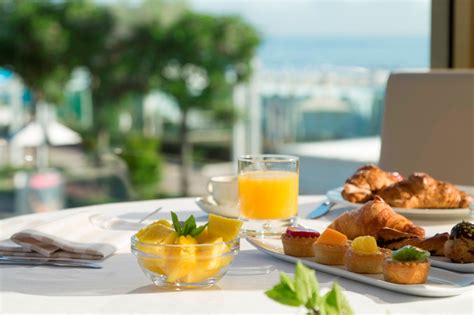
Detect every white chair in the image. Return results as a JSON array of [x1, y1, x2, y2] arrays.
[[379, 71, 474, 185]]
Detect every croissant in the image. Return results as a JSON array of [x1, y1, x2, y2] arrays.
[[328, 196, 425, 240], [342, 165, 403, 203], [376, 173, 472, 209]]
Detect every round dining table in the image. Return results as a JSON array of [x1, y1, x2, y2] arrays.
[[0, 196, 472, 314]]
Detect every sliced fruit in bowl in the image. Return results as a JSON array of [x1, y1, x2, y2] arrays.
[[131, 211, 242, 289]]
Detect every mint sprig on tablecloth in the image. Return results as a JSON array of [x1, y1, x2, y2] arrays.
[[265, 261, 353, 315]]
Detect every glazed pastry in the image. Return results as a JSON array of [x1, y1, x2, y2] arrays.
[[377, 173, 472, 209], [444, 221, 474, 263], [328, 196, 425, 240], [344, 236, 390, 274], [342, 165, 403, 203], [312, 228, 349, 265], [383, 245, 431, 285], [282, 227, 320, 257], [376, 228, 448, 256]]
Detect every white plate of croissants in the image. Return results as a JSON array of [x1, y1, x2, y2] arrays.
[[327, 165, 473, 218]]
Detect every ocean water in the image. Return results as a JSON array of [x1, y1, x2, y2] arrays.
[[258, 35, 430, 70]]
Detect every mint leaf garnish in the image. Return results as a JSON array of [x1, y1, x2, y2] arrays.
[[280, 272, 295, 292], [190, 224, 208, 237], [171, 211, 182, 235], [265, 261, 352, 315], [294, 261, 320, 308], [265, 283, 300, 307], [322, 283, 353, 315], [170, 211, 207, 237], [295, 261, 310, 304]]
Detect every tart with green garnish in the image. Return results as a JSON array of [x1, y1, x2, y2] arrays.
[[383, 245, 430, 284]]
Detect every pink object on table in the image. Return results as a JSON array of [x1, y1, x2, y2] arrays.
[[29, 173, 61, 189]]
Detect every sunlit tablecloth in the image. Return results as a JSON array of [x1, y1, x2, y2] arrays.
[[0, 196, 472, 314]]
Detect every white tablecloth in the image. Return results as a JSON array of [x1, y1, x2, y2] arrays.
[[0, 196, 472, 314]]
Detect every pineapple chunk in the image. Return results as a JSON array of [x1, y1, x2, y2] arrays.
[[163, 236, 198, 282], [195, 228, 210, 243], [352, 236, 378, 254], [197, 237, 228, 270], [207, 214, 242, 242], [186, 237, 232, 283], [136, 220, 177, 245]]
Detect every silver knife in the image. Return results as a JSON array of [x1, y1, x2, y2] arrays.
[[0, 257, 102, 269], [307, 201, 335, 219]]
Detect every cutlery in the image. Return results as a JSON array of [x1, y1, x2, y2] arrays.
[[307, 201, 335, 219], [138, 206, 163, 224], [0, 257, 102, 269]]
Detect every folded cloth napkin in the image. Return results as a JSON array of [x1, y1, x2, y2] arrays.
[[0, 212, 132, 260]]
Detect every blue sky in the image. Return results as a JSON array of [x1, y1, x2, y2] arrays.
[[190, 0, 431, 37]]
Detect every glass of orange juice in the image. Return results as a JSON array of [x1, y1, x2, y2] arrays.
[[238, 155, 299, 236]]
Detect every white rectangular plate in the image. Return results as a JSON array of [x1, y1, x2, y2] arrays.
[[430, 256, 474, 273], [247, 237, 474, 297]]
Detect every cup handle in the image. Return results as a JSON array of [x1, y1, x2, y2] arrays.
[[207, 181, 213, 194]]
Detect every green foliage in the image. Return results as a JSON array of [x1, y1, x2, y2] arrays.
[[265, 261, 353, 315], [0, 0, 260, 197], [118, 134, 162, 200], [157, 11, 261, 117], [0, 0, 114, 104]]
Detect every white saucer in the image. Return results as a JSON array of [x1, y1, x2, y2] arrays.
[[195, 195, 239, 218]]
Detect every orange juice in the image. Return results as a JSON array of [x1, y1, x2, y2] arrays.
[[238, 170, 298, 220]]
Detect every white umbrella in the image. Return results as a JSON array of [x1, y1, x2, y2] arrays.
[[46, 121, 82, 146], [10, 120, 81, 147]]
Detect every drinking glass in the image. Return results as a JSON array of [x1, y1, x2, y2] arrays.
[[238, 155, 299, 236]]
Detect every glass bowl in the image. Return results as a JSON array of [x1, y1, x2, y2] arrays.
[[131, 235, 240, 289]]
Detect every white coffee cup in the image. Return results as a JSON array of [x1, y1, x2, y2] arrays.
[[208, 175, 238, 206]]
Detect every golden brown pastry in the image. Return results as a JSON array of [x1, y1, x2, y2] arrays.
[[342, 165, 403, 203], [383, 259, 430, 285], [312, 228, 349, 265], [383, 246, 431, 285], [328, 196, 425, 240], [444, 221, 474, 263], [376, 227, 448, 256], [281, 227, 320, 257], [344, 236, 390, 274], [377, 173, 472, 209]]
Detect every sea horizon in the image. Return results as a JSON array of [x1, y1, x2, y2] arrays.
[[258, 34, 430, 71]]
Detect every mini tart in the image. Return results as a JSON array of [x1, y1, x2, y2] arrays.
[[344, 247, 391, 274], [383, 258, 430, 284], [312, 242, 349, 265], [281, 233, 319, 257]]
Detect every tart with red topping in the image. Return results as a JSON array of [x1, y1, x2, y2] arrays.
[[281, 227, 320, 257]]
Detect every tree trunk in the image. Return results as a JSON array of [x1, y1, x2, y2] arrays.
[[179, 109, 192, 196]]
